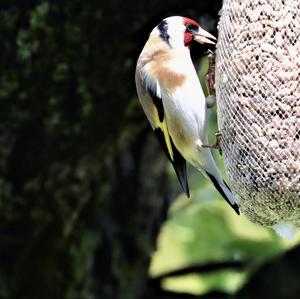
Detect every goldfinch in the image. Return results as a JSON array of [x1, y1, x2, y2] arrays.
[[135, 16, 239, 214]]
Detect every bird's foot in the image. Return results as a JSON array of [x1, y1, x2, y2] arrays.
[[216, 131, 223, 155], [215, 131, 222, 145], [201, 131, 223, 154], [205, 50, 216, 99]]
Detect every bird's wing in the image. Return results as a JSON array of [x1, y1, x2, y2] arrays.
[[135, 68, 189, 197]]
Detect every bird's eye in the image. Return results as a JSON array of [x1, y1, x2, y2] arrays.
[[186, 24, 198, 32]]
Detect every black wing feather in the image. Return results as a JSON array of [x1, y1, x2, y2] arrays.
[[154, 128, 190, 197], [147, 88, 164, 122], [146, 86, 190, 198]]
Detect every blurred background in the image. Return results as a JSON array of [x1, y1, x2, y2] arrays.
[[0, 1, 299, 299]]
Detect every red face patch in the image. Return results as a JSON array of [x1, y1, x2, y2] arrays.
[[183, 18, 200, 49], [183, 17, 200, 27], [184, 32, 193, 48]]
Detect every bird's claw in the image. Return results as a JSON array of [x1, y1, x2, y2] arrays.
[[205, 50, 216, 96], [215, 131, 223, 155], [202, 131, 223, 155]]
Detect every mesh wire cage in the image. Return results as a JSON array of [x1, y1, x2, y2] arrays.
[[215, 0, 300, 232]]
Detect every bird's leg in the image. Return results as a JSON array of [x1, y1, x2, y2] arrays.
[[205, 50, 216, 94], [202, 143, 219, 149], [205, 50, 216, 108], [201, 131, 222, 153]]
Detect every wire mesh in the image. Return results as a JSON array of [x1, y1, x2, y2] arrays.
[[216, 0, 300, 227]]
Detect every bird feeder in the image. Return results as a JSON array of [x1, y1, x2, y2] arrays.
[[215, 0, 300, 234]]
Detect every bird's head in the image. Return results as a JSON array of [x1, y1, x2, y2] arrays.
[[154, 16, 216, 50]]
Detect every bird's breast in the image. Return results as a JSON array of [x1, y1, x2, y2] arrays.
[[148, 63, 187, 93]]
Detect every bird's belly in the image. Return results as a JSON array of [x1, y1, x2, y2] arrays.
[[164, 98, 206, 160]]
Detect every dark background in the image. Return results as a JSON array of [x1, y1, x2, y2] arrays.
[[1, 1, 300, 299]]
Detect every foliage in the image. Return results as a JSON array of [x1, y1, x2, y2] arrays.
[[150, 194, 297, 296]]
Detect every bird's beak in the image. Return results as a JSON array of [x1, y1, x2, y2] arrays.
[[194, 27, 217, 45]]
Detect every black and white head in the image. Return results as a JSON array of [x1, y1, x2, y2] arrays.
[[153, 16, 216, 50]]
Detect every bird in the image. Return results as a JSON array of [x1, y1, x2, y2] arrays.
[[135, 16, 239, 214]]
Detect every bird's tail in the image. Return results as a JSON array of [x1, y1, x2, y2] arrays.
[[196, 147, 239, 214], [205, 171, 240, 215]]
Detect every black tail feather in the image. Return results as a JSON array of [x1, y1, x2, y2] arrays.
[[205, 171, 239, 215]]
